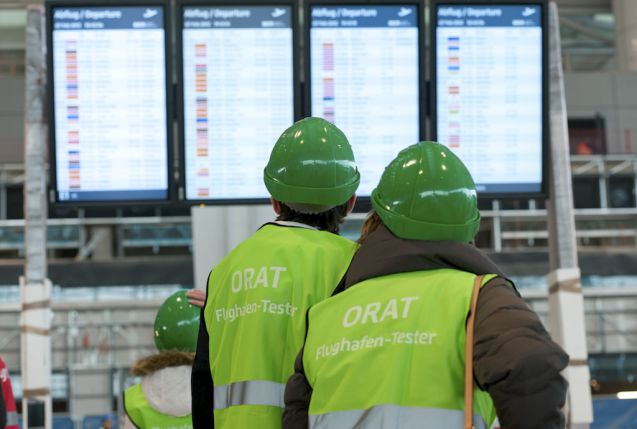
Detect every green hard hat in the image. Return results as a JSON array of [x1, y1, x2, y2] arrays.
[[264, 117, 360, 212], [154, 290, 200, 352], [371, 142, 480, 242]]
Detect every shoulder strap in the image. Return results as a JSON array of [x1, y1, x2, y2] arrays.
[[464, 275, 483, 429]]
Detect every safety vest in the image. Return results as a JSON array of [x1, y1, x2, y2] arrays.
[[124, 384, 192, 429], [0, 357, 18, 429], [303, 269, 499, 429], [204, 224, 358, 428]]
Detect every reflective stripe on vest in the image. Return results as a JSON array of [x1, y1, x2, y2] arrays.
[[214, 380, 285, 410], [7, 411, 19, 426], [309, 404, 487, 429]]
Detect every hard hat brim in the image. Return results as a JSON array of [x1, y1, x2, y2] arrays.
[[371, 188, 481, 242], [264, 169, 360, 207]]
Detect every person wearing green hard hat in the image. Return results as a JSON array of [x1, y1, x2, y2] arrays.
[[284, 142, 569, 429], [123, 290, 200, 429], [191, 117, 361, 428]]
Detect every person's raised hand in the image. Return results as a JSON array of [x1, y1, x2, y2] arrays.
[[186, 289, 206, 308]]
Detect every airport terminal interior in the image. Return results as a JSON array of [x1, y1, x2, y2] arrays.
[[1, 0, 637, 427]]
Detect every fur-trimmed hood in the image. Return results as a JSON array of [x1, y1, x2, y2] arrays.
[[131, 350, 194, 376], [131, 351, 194, 417]]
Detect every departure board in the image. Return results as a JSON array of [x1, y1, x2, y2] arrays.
[[308, 4, 421, 196], [434, 3, 545, 195], [49, 4, 170, 203], [181, 5, 295, 201]]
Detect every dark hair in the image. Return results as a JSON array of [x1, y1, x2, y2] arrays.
[[358, 210, 383, 244], [276, 202, 349, 234]]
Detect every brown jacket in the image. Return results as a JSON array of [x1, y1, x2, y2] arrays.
[[283, 225, 569, 429]]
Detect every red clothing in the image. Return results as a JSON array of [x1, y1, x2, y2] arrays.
[[0, 357, 18, 429]]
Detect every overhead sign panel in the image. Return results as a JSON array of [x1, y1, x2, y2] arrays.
[[308, 3, 423, 197], [48, 3, 171, 203], [180, 4, 296, 201], [433, 2, 546, 196]]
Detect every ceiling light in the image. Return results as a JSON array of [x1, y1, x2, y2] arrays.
[[617, 391, 637, 400]]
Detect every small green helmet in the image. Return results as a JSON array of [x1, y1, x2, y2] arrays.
[[371, 142, 480, 242], [154, 290, 200, 352], [264, 117, 360, 213]]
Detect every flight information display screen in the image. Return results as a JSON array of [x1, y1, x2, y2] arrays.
[[434, 3, 545, 195], [309, 4, 421, 196], [181, 5, 295, 201], [50, 5, 170, 203]]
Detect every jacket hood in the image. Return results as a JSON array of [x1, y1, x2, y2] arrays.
[[344, 224, 508, 289], [131, 351, 195, 376], [132, 351, 194, 417]]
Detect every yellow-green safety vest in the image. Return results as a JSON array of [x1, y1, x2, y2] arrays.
[[124, 384, 192, 429], [204, 224, 358, 428], [303, 269, 499, 429]]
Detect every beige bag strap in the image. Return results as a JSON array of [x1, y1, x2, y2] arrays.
[[464, 275, 483, 429]]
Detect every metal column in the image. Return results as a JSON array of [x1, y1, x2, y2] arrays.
[[21, 5, 52, 429], [546, 3, 593, 428], [612, 0, 637, 72]]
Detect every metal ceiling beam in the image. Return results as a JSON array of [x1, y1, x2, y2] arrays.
[[562, 46, 615, 55], [560, 16, 615, 43], [0, 1, 44, 9], [0, 10, 26, 27], [550, 0, 611, 15], [554, 0, 610, 8]]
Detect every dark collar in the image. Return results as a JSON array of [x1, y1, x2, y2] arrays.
[[344, 224, 508, 290]]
